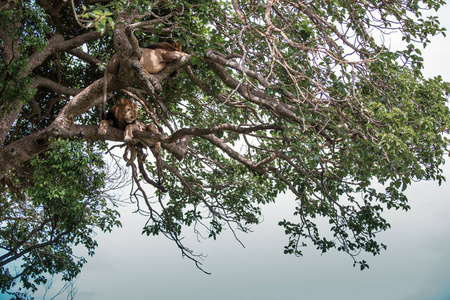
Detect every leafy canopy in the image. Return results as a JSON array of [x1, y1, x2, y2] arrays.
[[0, 139, 120, 297], [0, 0, 449, 294]]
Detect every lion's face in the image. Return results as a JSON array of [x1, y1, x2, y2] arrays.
[[113, 99, 137, 125], [172, 41, 182, 52]]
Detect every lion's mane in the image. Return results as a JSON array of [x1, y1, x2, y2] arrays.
[[105, 98, 138, 130]]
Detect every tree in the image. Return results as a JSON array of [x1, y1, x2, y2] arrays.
[[1, 0, 449, 294], [0, 138, 120, 298]]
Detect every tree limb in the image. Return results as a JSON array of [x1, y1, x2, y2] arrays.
[[66, 48, 103, 66], [25, 31, 102, 75], [31, 76, 82, 96], [206, 59, 305, 125], [163, 123, 280, 143]]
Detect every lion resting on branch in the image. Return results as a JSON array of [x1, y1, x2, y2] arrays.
[[98, 99, 159, 145], [98, 98, 165, 191], [97, 42, 185, 191], [101, 41, 184, 119], [98, 98, 161, 160]]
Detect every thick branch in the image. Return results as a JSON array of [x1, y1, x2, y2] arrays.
[[127, 59, 159, 94], [66, 48, 103, 66], [150, 54, 192, 82], [0, 105, 21, 146], [25, 31, 101, 75], [206, 59, 304, 125], [52, 77, 107, 129], [0, 130, 54, 180], [0, 123, 194, 179], [206, 50, 270, 88], [163, 123, 280, 143], [31, 76, 82, 95], [0, 123, 118, 179]]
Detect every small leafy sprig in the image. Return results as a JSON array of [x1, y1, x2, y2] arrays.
[[76, 4, 115, 34]]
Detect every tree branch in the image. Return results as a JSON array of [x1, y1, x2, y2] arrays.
[[52, 77, 106, 129], [31, 75, 82, 95], [163, 123, 280, 143], [206, 49, 270, 88], [201, 134, 268, 175], [206, 59, 304, 125], [66, 48, 103, 66], [25, 31, 102, 75]]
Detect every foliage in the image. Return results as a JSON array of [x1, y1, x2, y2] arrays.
[[0, 139, 120, 297], [0, 0, 449, 293], [0, 1, 49, 114]]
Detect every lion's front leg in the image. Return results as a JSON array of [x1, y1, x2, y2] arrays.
[[124, 123, 140, 141], [98, 120, 110, 135]]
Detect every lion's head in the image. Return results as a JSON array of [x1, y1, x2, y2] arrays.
[[172, 41, 182, 52], [110, 99, 138, 130]]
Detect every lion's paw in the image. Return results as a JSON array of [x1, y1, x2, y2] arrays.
[[98, 120, 109, 135]]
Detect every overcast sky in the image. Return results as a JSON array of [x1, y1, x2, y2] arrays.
[[3, 3, 450, 300]]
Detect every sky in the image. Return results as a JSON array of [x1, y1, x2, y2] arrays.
[[3, 3, 450, 300]]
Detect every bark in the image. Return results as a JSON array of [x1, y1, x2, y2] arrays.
[[25, 31, 102, 75], [0, 106, 21, 146], [67, 48, 103, 66], [31, 76, 82, 95], [52, 77, 107, 129]]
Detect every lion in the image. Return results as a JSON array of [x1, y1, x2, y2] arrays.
[[98, 98, 165, 190], [145, 41, 182, 52], [101, 42, 184, 120], [98, 98, 161, 153]]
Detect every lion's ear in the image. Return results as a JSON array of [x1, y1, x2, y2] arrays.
[[132, 102, 137, 110], [116, 99, 125, 106]]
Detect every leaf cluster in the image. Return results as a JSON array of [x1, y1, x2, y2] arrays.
[[0, 139, 120, 296]]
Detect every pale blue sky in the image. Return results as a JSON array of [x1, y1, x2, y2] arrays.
[[70, 176, 450, 300], [3, 3, 450, 300]]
